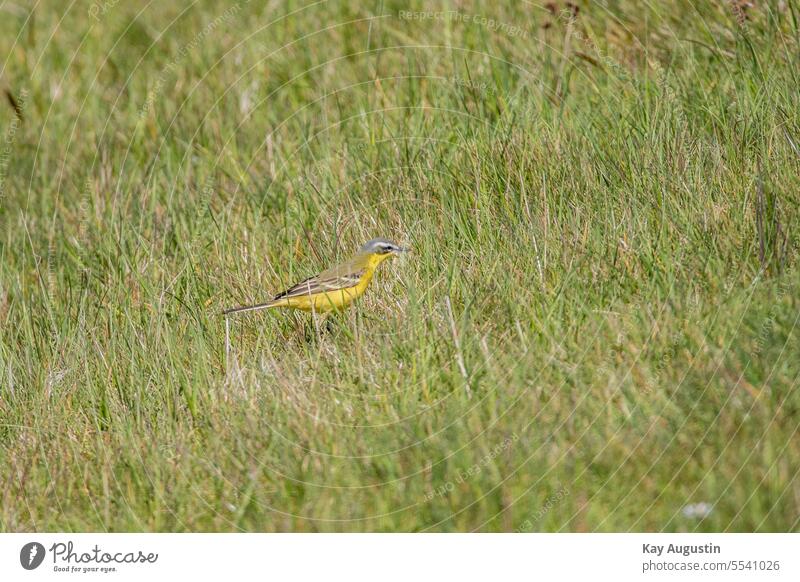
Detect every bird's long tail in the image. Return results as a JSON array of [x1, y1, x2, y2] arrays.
[[222, 300, 282, 316]]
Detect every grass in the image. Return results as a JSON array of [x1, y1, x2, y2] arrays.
[[0, 0, 798, 532]]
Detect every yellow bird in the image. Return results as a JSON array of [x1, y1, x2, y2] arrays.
[[223, 238, 408, 316]]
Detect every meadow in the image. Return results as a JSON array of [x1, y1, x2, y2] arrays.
[[0, 0, 798, 531]]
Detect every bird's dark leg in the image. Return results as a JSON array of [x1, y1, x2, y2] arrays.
[[307, 312, 331, 343], [296, 313, 317, 343], [322, 312, 352, 339], [325, 317, 336, 334]]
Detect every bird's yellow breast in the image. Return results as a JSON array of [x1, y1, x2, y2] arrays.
[[278, 269, 374, 312]]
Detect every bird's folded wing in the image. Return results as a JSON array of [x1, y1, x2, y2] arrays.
[[272, 269, 366, 299]]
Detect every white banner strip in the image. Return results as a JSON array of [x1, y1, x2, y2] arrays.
[[1, 534, 797, 581]]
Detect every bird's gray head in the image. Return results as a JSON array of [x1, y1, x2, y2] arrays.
[[360, 238, 408, 255]]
